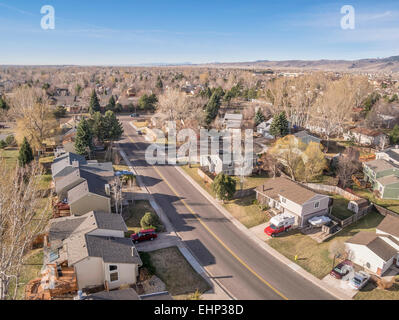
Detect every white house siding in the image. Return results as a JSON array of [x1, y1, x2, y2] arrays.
[[74, 257, 104, 290], [103, 262, 138, 290], [345, 243, 386, 275]]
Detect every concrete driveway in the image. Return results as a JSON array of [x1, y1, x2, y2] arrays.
[[322, 266, 358, 298], [249, 222, 270, 242]]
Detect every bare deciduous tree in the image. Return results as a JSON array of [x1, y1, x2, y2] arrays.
[[0, 161, 50, 300]]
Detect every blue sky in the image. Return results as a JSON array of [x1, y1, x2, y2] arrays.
[[0, 0, 398, 65]]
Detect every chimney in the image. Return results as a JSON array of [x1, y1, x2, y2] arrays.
[[105, 184, 111, 196], [72, 160, 79, 168]]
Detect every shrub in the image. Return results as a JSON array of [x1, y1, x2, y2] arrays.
[[5, 135, 15, 146], [0, 140, 6, 149], [140, 212, 159, 230]]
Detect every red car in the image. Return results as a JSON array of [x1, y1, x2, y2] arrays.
[[330, 260, 352, 279], [264, 224, 291, 237], [131, 229, 157, 243]]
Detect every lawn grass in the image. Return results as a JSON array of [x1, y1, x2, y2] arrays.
[[140, 246, 211, 298], [224, 195, 270, 228], [329, 194, 354, 220], [352, 185, 399, 214], [0, 147, 18, 169], [181, 165, 269, 228], [8, 249, 43, 300], [113, 164, 130, 172], [354, 278, 399, 300], [124, 200, 164, 234], [268, 210, 384, 280]]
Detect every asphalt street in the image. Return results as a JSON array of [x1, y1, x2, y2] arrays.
[[119, 116, 335, 300]]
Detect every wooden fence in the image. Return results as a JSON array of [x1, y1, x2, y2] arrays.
[[373, 204, 399, 218]]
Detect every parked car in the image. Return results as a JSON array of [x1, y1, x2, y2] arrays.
[[137, 130, 143, 135], [349, 271, 370, 290], [330, 260, 352, 279], [131, 229, 157, 243], [130, 113, 138, 117], [264, 213, 295, 237]]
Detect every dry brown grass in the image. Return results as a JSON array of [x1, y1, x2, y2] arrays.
[[144, 247, 211, 298]]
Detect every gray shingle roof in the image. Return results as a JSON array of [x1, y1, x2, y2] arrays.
[[67, 171, 111, 204], [377, 214, 399, 238], [55, 165, 114, 198], [365, 159, 397, 173], [346, 231, 398, 262], [48, 211, 127, 249], [66, 234, 142, 265], [85, 288, 140, 300], [294, 131, 321, 145], [51, 152, 87, 177]]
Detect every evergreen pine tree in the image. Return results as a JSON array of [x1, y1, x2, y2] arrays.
[[18, 137, 34, 167], [104, 111, 124, 141], [156, 76, 163, 89], [212, 173, 237, 201], [89, 90, 101, 114], [254, 109, 266, 126], [75, 118, 93, 156], [205, 92, 221, 125], [269, 112, 289, 137]]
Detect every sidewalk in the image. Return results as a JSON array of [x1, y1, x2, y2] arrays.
[[118, 145, 233, 300], [175, 165, 353, 300]]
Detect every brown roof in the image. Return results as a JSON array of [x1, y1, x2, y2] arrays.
[[377, 214, 399, 238], [350, 127, 385, 137], [346, 231, 398, 262], [255, 177, 320, 205]]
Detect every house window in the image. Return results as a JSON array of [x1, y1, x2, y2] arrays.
[[281, 197, 286, 204], [314, 201, 320, 209], [109, 265, 118, 282]]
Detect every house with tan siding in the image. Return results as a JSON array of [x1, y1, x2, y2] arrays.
[[255, 177, 332, 228]]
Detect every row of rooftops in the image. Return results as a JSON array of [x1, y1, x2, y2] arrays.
[[51, 152, 115, 204], [48, 152, 142, 270]]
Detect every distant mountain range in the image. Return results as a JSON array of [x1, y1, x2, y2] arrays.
[[201, 56, 399, 73]]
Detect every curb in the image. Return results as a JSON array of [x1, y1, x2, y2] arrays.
[[174, 165, 353, 301], [118, 142, 234, 300]]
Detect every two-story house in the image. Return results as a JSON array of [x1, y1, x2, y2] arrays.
[[46, 211, 142, 291], [363, 159, 399, 199], [255, 177, 332, 228], [346, 214, 399, 276]]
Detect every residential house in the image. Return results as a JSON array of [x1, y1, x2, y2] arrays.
[[363, 159, 399, 199], [346, 214, 399, 276], [55, 164, 115, 201], [256, 119, 274, 139], [376, 146, 399, 165], [255, 177, 332, 227], [67, 173, 112, 216], [293, 130, 321, 145], [344, 127, 389, 149], [46, 211, 142, 291], [51, 153, 87, 180], [223, 113, 243, 130]]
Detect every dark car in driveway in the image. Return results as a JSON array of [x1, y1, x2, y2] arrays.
[[131, 229, 157, 243], [330, 260, 352, 279]]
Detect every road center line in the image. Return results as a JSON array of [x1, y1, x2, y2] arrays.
[[125, 132, 289, 300]]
